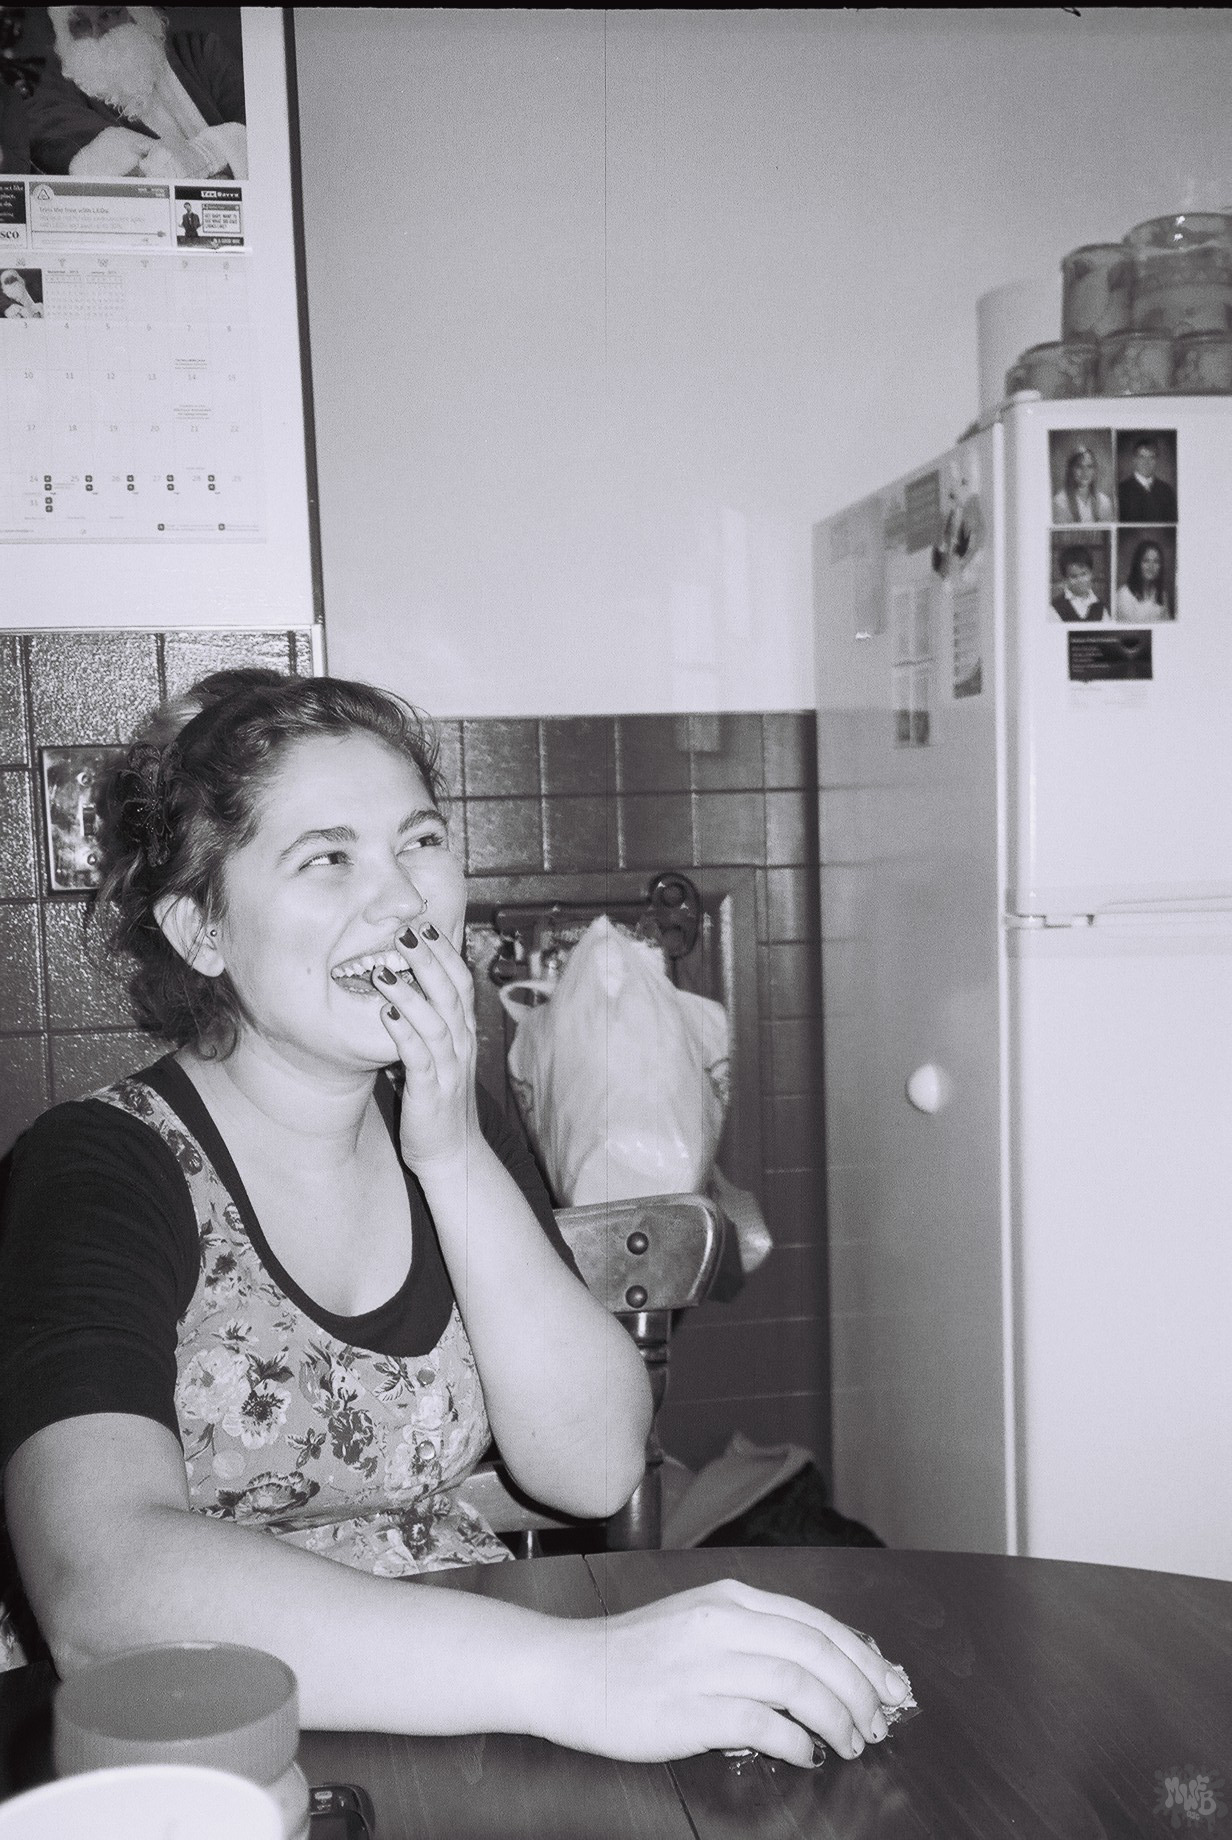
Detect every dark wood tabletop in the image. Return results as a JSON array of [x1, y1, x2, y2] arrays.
[[4, 1546, 1230, 1839], [299, 1553, 694, 1840]]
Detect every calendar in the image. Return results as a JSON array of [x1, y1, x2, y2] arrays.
[[1, 246, 263, 543]]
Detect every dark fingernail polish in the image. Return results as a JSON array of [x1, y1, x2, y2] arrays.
[[809, 1739, 826, 1769], [375, 966, 398, 985], [421, 923, 439, 941], [385, 1003, 400, 1020], [398, 927, 419, 950]]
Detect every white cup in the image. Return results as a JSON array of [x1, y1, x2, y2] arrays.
[[0, 1763, 282, 1838]]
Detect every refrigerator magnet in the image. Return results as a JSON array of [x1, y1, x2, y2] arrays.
[[1067, 630, 1153, 682]]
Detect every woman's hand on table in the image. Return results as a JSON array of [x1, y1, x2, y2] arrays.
[[544, 1578, 910, 1768], [375, 924, 480, 1173]]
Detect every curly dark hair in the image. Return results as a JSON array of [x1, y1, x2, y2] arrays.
[[88, 669, 448, 1058]]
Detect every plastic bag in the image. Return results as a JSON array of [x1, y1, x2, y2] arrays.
[[505, 915, 728, 1205]]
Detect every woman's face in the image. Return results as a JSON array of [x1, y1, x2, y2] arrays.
[[1072, 452, 1095, 490], [1140, 546, 1162, 583], [207, 730, 466, 1073]]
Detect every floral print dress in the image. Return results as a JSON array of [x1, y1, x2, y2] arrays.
[[108, 1075, 512, 1577], [0, 1074, 512, 1670]]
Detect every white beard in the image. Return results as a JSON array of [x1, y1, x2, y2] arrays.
[[56, 20, 169, 119]]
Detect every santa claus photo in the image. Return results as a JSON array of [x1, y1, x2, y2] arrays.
[[1, 6, 246, 181]]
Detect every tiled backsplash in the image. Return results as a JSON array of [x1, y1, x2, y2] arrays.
[[0, 629, 312, 1145], [0, 629, 828, 1477]]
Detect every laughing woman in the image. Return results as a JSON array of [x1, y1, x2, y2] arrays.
[[0, 671, 907, 1766]]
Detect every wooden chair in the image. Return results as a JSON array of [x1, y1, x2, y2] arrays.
[[456, 1192, 725, 1554]]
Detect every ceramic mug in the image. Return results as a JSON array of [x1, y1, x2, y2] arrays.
[[0, 1763, 282, 1839]]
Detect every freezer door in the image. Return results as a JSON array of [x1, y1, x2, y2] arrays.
[[1005, 396, 1232, 913], [816, 427, 1010, 1553], [1009, 915, 1232, 1580]]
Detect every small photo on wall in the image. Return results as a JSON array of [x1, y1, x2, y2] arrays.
[[1115, 430, 1178, 523], [0, 268, 43, 319], [1050, 531, 1111, 623], [1114, 527, 1176, 624], [1049, 430, 1115, 524]]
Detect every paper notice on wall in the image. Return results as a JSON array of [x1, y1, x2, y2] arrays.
[[905, 469, 942, 554], [952, 583, 983, 698], [28, 180, 173, 248], [848, 493, 886, 636], [893, 664, 912, 747], [0, 250, 263, 542], [911, 663, 931, 746], [818, 493, 885, 636]]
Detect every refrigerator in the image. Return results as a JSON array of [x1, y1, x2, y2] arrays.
[[813, 394, 1232, 1581]]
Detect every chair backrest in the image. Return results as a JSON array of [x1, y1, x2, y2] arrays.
[[554, 1193, 724, 1315], [457, 1192, 726, 1551]]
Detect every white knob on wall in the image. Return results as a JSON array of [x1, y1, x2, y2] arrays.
[[906, 1062, 952, 1114]]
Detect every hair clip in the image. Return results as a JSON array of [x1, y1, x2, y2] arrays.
[[126, 741, 180, 869]]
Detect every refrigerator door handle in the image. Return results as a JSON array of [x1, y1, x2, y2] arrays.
[[1004, 913, 1094, 930], [906, 1063, 953, 1114]]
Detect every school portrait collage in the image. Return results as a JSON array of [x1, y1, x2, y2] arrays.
[[1048, 428, 1178, 627]]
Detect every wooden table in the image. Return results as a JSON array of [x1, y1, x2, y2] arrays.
[[4, 1547, 1230, 1838]]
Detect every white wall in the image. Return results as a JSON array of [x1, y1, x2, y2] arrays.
[[294, 8, 1232, 716]]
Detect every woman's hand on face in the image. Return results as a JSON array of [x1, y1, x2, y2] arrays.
[[548, 1579, 910, 1767], [374, 926, 479, 1173]]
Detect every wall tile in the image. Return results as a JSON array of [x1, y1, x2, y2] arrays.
[[763, 1091, 824, 1170], [50, 1030, 166, 1104], [288, 629, 315, 675], [768, 941, 819, 1018], [162, 629, 294, 702], [540, 717, 617, 798], [690, 714, 765, 791], [619, 793, 693, 872], [45, 898, 134, 1030], [668, 1316, 827, 1404], [764, 1016, 823, 1095], [756, 941, 771, 1023], [761, 1166, 827, 1243], [462, 719, 541, 799], [693, 1240, 828, 1329], [0, 637, 28, 765], [755, 869, 769, 942], [616, 715, 690, 794], [464, 797, 544, 873], [0, 905, 43, 1031], [433, 720, 464, 802], [763, 711, 816, 789], [0, 772, 36, 900], [544, 796, 619, 873], [765, 787, 817, 868], [28, 632, 160, 746], [765, 866, 818, 941], [0, 1034, 48, 1158], [693, 791, 766, 866]]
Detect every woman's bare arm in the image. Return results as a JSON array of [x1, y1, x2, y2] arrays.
[[5, 1412, 906, 1766], [378, 929, 653, 1519]]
